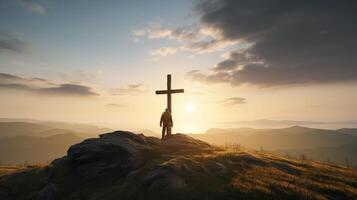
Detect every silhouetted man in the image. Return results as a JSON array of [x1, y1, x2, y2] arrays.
[[160, 108, 173, 140]]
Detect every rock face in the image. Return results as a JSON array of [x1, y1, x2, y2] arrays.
[[66, 131, 162, 178], [162, 133, 215, 153], [61, 131, 214, 179]]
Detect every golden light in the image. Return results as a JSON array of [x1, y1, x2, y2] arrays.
[[185, 103, 195, 113]]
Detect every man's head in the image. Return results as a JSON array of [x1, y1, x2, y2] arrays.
[[165, 108, 168, 112]]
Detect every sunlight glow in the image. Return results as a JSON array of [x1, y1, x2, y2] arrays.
[[185, 103, 195, 113]]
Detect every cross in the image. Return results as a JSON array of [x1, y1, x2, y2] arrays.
[[155, 74, 184, 114]]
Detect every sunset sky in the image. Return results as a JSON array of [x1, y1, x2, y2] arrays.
[[1, 0, 357, 132]]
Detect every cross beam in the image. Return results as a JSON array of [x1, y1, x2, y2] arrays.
[[155, 74, 184, 113]]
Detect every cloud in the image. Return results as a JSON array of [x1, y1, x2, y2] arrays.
[[112, 83, 146, 95], [150, 47, 178, 57], [40, 84, 98, 96], [134, 24, 199, 41], [106, 103, 127, 108], [58, 69, 103, 82], [0, 72, 98, 96], [218, 97, 246, 106], [18, 0, 47, 16], [186, 39, 236, 54], [134, 22, 236, 55], [186, 0, 357, 87], [0, 32, 28, 53]]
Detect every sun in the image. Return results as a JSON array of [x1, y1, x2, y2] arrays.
[[185, 103, 195, 113]]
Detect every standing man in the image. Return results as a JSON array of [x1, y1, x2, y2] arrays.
[[160, 108, 173, 140]]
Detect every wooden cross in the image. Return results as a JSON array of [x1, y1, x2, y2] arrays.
[[155, 74, 184, 114]]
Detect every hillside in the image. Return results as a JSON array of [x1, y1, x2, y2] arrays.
[[0, 131, 356, 200], [0, 133, 83, 165], [190, 126, 357, 166], [337, 128, 357, 136], [0, 120, 112, 139], [0, 122, 53, 138], [0, 121, 113, 165], [197, 126, 356, 150]]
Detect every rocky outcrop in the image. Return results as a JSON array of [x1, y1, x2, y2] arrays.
[[66, 131, 162, 178], [162, 133, 215, 153], [42, 131, 215, 180]]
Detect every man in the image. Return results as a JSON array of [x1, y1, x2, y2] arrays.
[[160, 108, 173, 140]]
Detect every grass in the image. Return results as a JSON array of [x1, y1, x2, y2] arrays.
[[0, 147, 356, 200]]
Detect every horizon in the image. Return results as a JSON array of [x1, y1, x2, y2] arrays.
[[1, 117, 356, 134], [1, 0, 357, 133]]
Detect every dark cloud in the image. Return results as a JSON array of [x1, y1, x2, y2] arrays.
[[40, 84, 99, 96], [0, 72, 98, 96], [218, 97, 246, 106], [0, 73, 22, 80], [0, 33, 28, 53], [188, 0, 357, 86]]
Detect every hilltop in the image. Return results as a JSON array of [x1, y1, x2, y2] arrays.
[[0, 131, 356, 200]]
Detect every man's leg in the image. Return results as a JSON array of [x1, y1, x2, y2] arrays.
[[162, 126, 166, 140], [168, 127, 171, 137]]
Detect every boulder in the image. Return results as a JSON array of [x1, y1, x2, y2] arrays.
[[61, 131, 215, 180], [143, 164, 187, 192], [163, 133, 215, 153], [37, 183, 59, 200], [66, 131, 161, 178]]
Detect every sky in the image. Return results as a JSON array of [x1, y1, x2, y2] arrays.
[[1, 0, 357, 132]]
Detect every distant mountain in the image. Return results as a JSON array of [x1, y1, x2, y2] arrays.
[[40, 121, 112, 137], [0, 133, 82, 165], [0, 120, 112, 139], [0, 122, 53, 138], [337, 128, 357, 136], [190, 126, 357, 166], [0, 131, 356, 200], [0, 121, 114, 164], [274, 142, 357, 167], [194, 126, 355, 150], [222, 119, 357, 129], [229, 119, 325, 126]]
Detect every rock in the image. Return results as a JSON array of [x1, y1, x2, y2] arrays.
[[66, 131, 161, 178], [37, 183, 59, 200], [64, 131, 215, 179], [42, 157, 68, 184], [143, 164, 187, 192], [50, 157, 68, 168], [205, 161, 227, 173], [163, 133, 215, 153]]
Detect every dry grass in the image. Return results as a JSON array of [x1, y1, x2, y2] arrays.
[[0, 145, 356, 200], [207, 148, 357, 199], [0, 166, 23, 176]]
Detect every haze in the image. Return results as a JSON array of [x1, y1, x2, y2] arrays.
[[1, 0, 357, 133]]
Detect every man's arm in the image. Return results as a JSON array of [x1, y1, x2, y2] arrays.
[[170, 116, 173, 127]]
